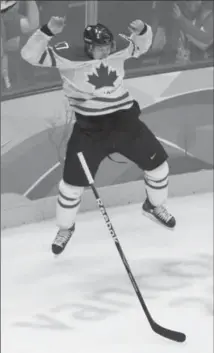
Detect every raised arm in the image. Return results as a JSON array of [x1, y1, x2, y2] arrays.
[[118, 19, 153, 59], [20, 0, 40, 34], [173, 4, 213, 51], [21, 16, 66, 67]]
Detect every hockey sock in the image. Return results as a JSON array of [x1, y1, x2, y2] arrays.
[[144, 161, 169, 206], [56, 180, 84, 229]]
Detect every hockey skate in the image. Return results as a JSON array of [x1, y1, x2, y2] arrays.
[[142, 198, 176, 229], [52, 224, 75, 255]]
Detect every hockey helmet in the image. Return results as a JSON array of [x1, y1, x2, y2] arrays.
[[84, 23, 115, 57]]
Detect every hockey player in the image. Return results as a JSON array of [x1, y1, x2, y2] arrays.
[[21, 16, 176, 255]]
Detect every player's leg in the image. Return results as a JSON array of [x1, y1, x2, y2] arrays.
[[116, 102, 175, 228], [52, 180, 83, 255], [52, 124, 106, 254]]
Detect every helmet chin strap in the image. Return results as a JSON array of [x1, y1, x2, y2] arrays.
[[84, 43, 93, 59]]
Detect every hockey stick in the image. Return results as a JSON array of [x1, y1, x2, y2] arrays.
[[77, 152, 186, 343]]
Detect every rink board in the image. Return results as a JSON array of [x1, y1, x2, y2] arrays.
[[1, 169, 213, 229]]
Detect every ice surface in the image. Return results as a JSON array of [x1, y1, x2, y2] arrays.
[[1, 193, 213, 353]]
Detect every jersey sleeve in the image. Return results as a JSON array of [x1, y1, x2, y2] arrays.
[[116, 24, 153, 60], [21, 28, 72, 69]]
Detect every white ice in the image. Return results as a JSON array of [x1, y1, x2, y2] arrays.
[[1, 193, 213, 353]]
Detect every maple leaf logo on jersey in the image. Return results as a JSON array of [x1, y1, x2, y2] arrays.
[[87, 63, 118, 90]]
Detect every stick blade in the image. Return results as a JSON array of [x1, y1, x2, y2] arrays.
[[152, 322, 186, 343]]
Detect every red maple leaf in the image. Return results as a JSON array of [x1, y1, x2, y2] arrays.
[[87, 63, 118, 90]]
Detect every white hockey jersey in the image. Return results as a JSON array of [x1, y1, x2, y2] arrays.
[[21, 24, 153, 116]]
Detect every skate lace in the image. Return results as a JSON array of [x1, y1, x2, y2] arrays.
[[54, 230, 71, 246], [154, 205, 172, 222]]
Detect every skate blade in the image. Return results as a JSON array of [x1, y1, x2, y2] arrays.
[[142, 210, 175, 231]]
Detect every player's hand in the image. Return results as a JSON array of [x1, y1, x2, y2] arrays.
[[128, 20, 145, 35], [47, 16, 66, 35], [151, 26, 166, 51], [172, 4, 182, 19]]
